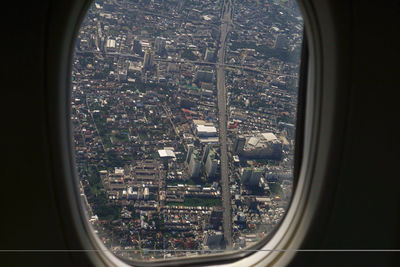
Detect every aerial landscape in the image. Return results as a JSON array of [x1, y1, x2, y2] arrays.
[[72, 0, 303, 261]]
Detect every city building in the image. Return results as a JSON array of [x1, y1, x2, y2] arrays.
[[275, 34, 289, 50], [158, 149, 176, 159], [204, 48, 214, 62], [194, 69, 214, 83], [196, 124, 217, 137], [202, 145, 210, 164], [241, 168, 263, 187], [118, 69, 127, 81], [105, 37, 116, 52], [240, 133, 282, 160], [203, 232, 225, 250], [133, 39, 142, 54], [185, 144, 194, 164], [167, 62, 179, 73], [143, 49, 155, 70], [205, 149, 218, 179], [233, 135, 246, 154], [154, 36, 166, 55], [208, 207, 223, 230], [188, 150, 201, 178]]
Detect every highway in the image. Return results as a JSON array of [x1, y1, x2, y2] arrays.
[[217, 0, 233, 250]]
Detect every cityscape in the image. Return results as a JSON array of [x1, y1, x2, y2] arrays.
[[72, 0, 303, 261]]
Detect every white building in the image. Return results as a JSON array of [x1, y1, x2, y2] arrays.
[[105, 38, 116, 52], [196, 125, 217, 137], [158, 149, 176, 159]]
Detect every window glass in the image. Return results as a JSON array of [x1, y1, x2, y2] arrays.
[[72, 0, 303, 261]]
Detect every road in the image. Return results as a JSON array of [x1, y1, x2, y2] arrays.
[[75, 50, 298, 78], [162, 104, 179, 137], [217, 0, 233, 250]]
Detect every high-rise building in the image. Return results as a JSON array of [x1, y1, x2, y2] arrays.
[[204, 48, 214, 62], [233, 136, 246, 154], [133, 39, 142, 55], [249, 169, 263, 186], [241, 168, 253, 184], [143, 49, 154, 70], [275, 34, 289, 50], [154, 37, 166, 55], [188, 150, 200, 179], [185, 144, 194, 164], [241, 168, 263, 187], [201, 145, 210, 164], [205, 149, 218, 179]]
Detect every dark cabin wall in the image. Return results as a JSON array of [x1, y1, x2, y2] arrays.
[[1, 0, 400, 266]]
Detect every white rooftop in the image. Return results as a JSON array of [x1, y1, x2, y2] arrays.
[[106, 39, 116, 48], [114, 167, 124, 175], [196, 125, 217, 133], [261, 132, 278, 142], [158, 149, 176, 158], [199, 137, 219, 143], [248, 136, 260, 146]]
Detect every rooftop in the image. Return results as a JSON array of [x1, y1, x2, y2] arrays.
[[158, 149, 176, 158]]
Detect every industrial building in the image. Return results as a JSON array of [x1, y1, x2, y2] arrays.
[[192, 120, 217, 137], [240, 132, 282, 160]]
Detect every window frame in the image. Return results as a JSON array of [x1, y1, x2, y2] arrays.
[[44, 0, 341, 266]]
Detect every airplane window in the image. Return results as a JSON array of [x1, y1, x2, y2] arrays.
[[71, 0, 303, 263]]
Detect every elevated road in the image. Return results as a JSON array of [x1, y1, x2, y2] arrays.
[[217, 0, 233, 249]]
